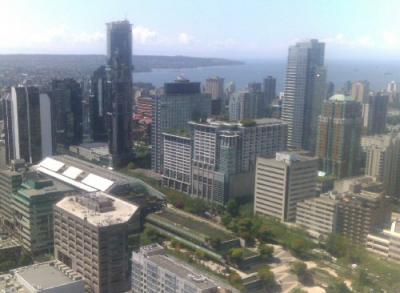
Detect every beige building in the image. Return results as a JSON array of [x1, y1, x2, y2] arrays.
[[296, 191, 340, 239], [362, 133, 400, 198], [54, 192, 139, 293], [254, 152, 318, 222], [367, 220, 400, 263], [351, 80, 370, 102]]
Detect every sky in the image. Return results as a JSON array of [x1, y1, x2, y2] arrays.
[[1, 0, 400, 60]]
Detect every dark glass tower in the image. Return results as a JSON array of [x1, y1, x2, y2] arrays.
[[106, 20, 133, 167]]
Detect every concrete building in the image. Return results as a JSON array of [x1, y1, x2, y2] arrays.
[[361, 93, 388, 135], [0, 261, 85, 293], [190, 118, 287, 204], [12, 175, 74, 255], [69, 142, 111, 166], [54, 192, 139, 293], [281, 39, 326, 152], [162, 132, 192, 193], [263, 76, 276, 107], [254, 152, 318, 222], [351, 80, 370, 103], [3, 86, 53, 164], [316, 94, 362, 178], [152, 78, 211, 173], [296, 191, 340, 239], [367, 220, 400, 263], [131, 244, 219, 293], [106, 20, 134, 167], [337, 191, 390, 245], [50, 79, 83, 151], [362, 134, 400, 198], [204, 76, 224, 115], [229, 91, 264, 121]]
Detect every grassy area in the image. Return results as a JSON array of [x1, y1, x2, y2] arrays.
[[149, 208, 236, 241]]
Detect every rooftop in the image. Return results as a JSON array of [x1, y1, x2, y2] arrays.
[[56, 191, 138, 227], [329, 94, 354, 102]]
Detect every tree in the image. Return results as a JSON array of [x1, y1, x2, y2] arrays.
[[290, 261, 307, 277], [226, 199, 239, 217], [258, 243, 274, 260], [127, 162, 136, 170], [291, 288, 307, 293], [257, 224, 273, 242], [325, 234, 350, 258], [221, 212, 232, 227], [207, 237, 222, 250], [140, 227, 163, 245], [228, 248, 244, 265], [326, 281, 351, 293], [258, 267, 276, 290]]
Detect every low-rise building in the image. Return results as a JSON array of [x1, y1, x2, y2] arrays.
[[0, 261, 85, 293], [367, 220, 400, 262], [132, 244, 222, 293]]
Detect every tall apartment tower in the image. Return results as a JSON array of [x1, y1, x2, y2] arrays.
[[351, 80, 370, 103], [263, 76, 277, 107], [316, 94, 362, 179], [362, 93, 388, 135], [50, 79, 83, 150], [90, 65, 111, 142], [254, 152, 318, 222], [151, 78, 211, 173], [54, 192, 138, 293], [362, 133, 400, 198], [106, 20, 133, 167], [3, 86, 53, 164], [204, 76, 224, 115], [229, 91, 264, 121], [281, 39, 326, 153]]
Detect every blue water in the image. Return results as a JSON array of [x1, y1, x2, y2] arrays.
[[134, 59, 400, 92]]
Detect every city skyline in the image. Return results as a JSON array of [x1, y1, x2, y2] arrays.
[[2, 0, 400, 60]]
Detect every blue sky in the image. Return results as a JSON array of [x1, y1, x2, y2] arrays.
[[1, 0, 400, 60]]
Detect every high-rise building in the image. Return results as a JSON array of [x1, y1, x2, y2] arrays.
[[351, 80, 370, 103], [90, 66, 111, 142], [151, 78, 211, 173], [12, 175, 73, 255], [263, 76, 276, 107], [162, 132, 192, 193], [386, 81, 400, 105], [362, 93, 388, 135], [316, 94, 362, 179], [204, 76, 224, 115], [296, 191, 340, 239], [190, 119, 287, 204], [362, 134, 400, 198], [254, 152, 318, 222], [132, 244, 220, 293], [248, 82, 262, 93], [54, 192, 139, 293], [281, 39, 326, 152], [106, 20, 133, 167], [50, 79, 83, 150], [229, 91, 264, 121], [3, 86, 53, 164], [326, 81, 335, 99], [338, 191, 390, 245]]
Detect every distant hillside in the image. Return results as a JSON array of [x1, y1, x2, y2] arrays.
[[0, 54, 243, 87]]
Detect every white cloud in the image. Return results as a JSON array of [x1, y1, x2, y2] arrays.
[[132, 26, 157, 44], [322, 33, 375, 48], [178, 33, 194, 45], [382, 32, 400, 49]]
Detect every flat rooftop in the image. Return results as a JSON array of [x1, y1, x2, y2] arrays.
[[56, 191, 138, 227]]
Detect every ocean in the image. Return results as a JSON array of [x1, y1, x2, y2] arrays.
[[134, 59, 400, 92]]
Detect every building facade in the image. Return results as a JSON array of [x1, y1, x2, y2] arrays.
[[367, 220, 400, 263], [106, 20, 133, 167], [362, 93, 388, 135], [54, 192, 138, 293], [263, 76, 276, 107], [281, 39, 326, 152], [316, 94, 362, 179], [351, 80, 370, 103], [229, 91, 264, 121], [254, 152, 318, 222]]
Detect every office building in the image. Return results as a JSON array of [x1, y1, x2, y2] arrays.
[[254, 152, 318, 222], [362, 134, 400, 198], [106, 20, 133, 167], [296, 191, 340, 239], [0, 261, 85, 293], [367, 220, 400, 263], [190, 119, 287, 204], [50, 79, 83, 151], [12, 175, 73, 255], [351, 80, 370, 103], [162, 132, 192, 193], [362, 93, 388, 135], [90, 65, 111, 142], [204, 76, 224, 115], [263, 76, 276, 107], [3, 86, 53, 164], [152, 78, 211, 173], [281, 39, 326, 152], [337, 191, 390, 245], [248, 82, 262, 93], [54, 192, 139, 293], [132, 244, 219, 293], [316, 94, 362, 178], [229, 91, 264, 121]]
